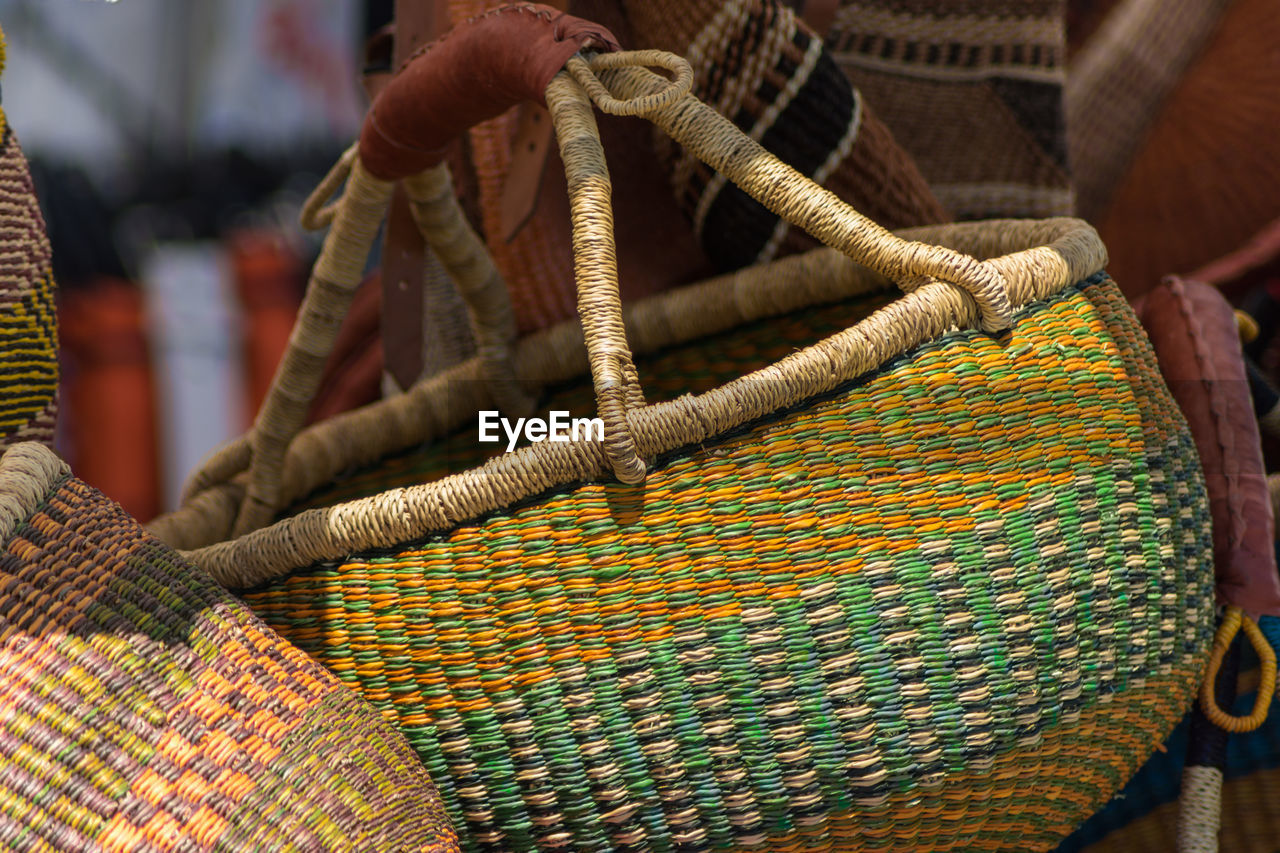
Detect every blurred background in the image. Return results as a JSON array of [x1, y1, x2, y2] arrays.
[[0, 0, 394, 520]]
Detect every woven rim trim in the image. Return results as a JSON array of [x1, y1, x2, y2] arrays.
[[0, 443, 66, 542], [179, 217, 1107, 588]]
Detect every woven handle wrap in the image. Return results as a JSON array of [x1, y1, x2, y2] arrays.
[[203, 5, 621, 534], [541, 51, 1015, 482]]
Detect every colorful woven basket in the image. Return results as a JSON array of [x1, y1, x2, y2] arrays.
[[0, 32, 58, 453], [0, 442, 460, 850], [152, 7, 1216, 849], [1057, 645, 1280, 852], [0, 25, 458, 847]]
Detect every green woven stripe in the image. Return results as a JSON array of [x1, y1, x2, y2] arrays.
[[249, 275, 1214, 850]]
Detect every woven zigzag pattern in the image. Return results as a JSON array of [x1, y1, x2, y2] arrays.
[[249, 275, 1215, 851], [0, 120, 58, 451], [0, 455, 459, 851]]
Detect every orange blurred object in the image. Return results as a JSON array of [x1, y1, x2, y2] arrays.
[[59, 279, 161, 521]]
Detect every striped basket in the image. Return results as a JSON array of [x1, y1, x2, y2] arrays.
[[0, 33, 58, 452], [152, 9, 1217, 850], [1057, 624, 1280, 852]]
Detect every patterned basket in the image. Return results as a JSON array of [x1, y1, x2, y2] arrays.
[[0, 23, 459, 849], [1053, 231, 1280, 853], [1057, 679, 1280, 853], [825, 0, 1075, 220], [0, 442, 460, 850], [151, 6, 1216, 849], [0, 34, 57, 453]]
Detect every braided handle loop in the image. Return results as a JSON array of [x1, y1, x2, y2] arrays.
[[537, 48, 1016, 482], [545, 71, 647, 483], [570, 52, 1014, 334], [1199, 606, 1277, 733], [401, 165, 536, 419], [232, 158, 394, 536], [566, 49, 693, 116]]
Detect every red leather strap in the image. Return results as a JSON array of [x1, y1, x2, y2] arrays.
[[499, 0, 568, 243], [360, 4, 620, 180], [1140, 277, 1280, 617]]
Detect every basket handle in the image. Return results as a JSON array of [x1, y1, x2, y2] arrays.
[[568, 54, 1014, 333], [223, 9, 1015, 534], [532, 50, 1013, 485], [227, 5, 622, 536]]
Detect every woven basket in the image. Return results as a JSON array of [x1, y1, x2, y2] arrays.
[[0, 443, 459, 850], [0, 38, 58, 453], [1052, 227, 1280, 853], [152, 8, 1216, 849], [825, 0, 1075, 221], [0, 23, 460, 848], [1058, 650, 1280, 853]]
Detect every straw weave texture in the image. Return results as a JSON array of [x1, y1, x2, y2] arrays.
[[1060, 672, 1280, 852], [825, 0, 1073, 220], [623, 0, 948, 269], [0, 443, 459, 851], [0, 56, 58, 452], [242, 272, 1215, 851]]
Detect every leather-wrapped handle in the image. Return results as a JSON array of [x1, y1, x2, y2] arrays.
[[359, 4, 620, 181], [1139, 276, 1280, 617]]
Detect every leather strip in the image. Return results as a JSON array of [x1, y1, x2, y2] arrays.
[[1140, 277, 1280, 617], [499, 102, 557, 243], [360, 4, 620, 180], [382, 188, 430, 389], [499, 0, 568, 243], [379, 1, 449, 391]]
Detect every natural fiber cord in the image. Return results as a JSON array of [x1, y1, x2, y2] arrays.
[[1176, 766, 1224, 853]]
